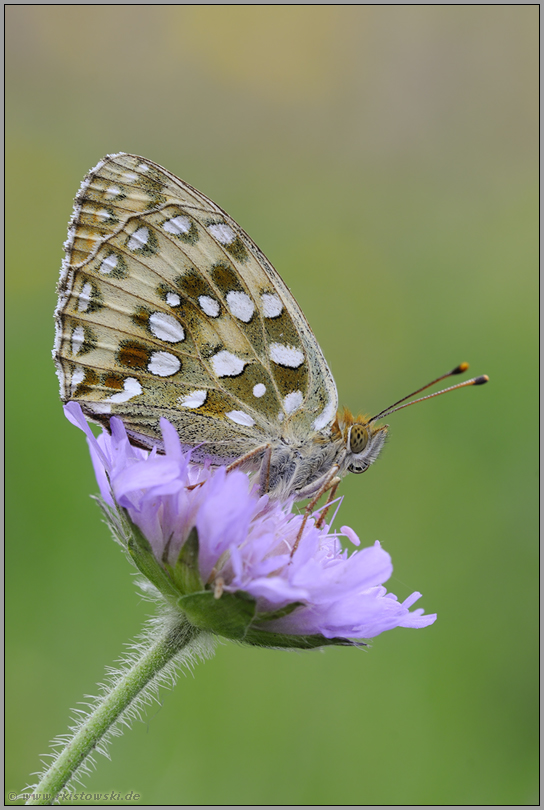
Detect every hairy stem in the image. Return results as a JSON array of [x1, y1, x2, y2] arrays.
[[25, 617, 210, 805]]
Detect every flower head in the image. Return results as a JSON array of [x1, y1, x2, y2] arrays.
[[65, 403, 436, 649]]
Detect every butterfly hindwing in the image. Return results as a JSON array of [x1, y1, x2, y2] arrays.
[[55, 153, 338, 460]]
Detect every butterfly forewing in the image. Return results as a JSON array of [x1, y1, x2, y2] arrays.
[[55, 153, 338, 461]]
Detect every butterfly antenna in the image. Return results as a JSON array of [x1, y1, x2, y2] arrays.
[[369, 363, 488, 422]]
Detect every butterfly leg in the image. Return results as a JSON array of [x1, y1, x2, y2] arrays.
[[314, 479, 341, 529], [290, 467, 341, 559], [258, 444, 273, 495], [227, 444, 272, 496], [185, 444, 270, 492], [226, 444, 271, 475]]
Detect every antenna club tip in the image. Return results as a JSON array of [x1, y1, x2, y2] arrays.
[[473, 375, 489, 385], [453, 362, 470, 374]]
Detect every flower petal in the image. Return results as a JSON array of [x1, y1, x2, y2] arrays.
[[66, 409, 437, 645]]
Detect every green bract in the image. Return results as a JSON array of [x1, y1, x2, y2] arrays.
[[120, 507, 353, 650]]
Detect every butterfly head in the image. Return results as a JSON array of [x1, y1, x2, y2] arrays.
[[334, 409, 388, 476], [334, 364, 490, 479]]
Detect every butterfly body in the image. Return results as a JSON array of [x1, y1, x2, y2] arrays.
[[265, 411, 386, 501], [54, 154, 387, 500]]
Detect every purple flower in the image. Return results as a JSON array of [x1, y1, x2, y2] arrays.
[[65, 403, 436, 648]]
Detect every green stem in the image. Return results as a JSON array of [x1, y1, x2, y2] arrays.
[[25, 618, 203, 806]]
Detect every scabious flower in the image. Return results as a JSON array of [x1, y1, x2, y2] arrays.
[[65, 402, 436, 649]]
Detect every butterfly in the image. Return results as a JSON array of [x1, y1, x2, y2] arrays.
[[54, 153, 487, 513]]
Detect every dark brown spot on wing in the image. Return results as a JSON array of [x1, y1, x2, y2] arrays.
[[175, 269, 215, 301], [102, 372, 125, 390], [116, 340, 151, 370], [225, 236, 248, 263], [271, 364, 308, 400], [262, 306, 300, 347], [132, 306, 150, 329], [74, 367, 99, 397], [210, 261, 243, 294]]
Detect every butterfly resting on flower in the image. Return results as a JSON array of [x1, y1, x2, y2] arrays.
[[54, 154, 487, 516]]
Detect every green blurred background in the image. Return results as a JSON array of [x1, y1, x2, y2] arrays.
[[6, 6, 537, 806]]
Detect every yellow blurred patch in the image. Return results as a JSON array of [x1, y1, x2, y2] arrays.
[[168, 6, 350, 103]]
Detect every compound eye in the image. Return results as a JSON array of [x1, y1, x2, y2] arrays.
[[348, 424, 368, 454], [347, 461, 369, 475]]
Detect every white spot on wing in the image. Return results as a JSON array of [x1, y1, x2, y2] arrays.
[[99, 254, 118, 274], [178, 389, 207, 408], [148, 351, 180, 377], [127, 227, 149, 250], [106, 377, 142, 404], [208, 223, 235, 244], [149, 312, 185, 343], [78, 282, 92, 312], [71, 325, 85, 356], [261, 293, 283, 318], [269, 343, 304, 368], [199, 295, 220, 317], [105, 186, 122, 198], [163, 215, 191, 235], [226, 291, 254, 322], [226, 410, 255, 427], [253, 383, 266, 398], [211, 350, 247, 378], [137, 163, 149, 172], [166, 292, 181, 307], [313, 397, 337, 431], [122, 171, 138, 183], [96, 209, 111, 221], [70, 366, 85, 395], [283, 391, 304, 414]]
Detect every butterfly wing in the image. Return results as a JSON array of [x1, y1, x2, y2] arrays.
[[54, 153, 338, 462]]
